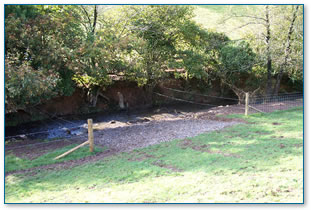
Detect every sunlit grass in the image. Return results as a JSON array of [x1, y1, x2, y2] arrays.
[[5, 107, 303, 203]]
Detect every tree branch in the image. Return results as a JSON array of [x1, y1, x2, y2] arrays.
[[80, 6, 92, 32], [230, 15, 266, 22]]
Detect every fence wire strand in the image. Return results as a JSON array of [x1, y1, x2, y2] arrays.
[[33, 107, 81, 127], [161, 86, 239, 101], [154, 92, 216, 107]]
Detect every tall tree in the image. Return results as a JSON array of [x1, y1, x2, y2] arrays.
[[223, 5, 303, 95], [223, 5, 273, 95], [273, 5, 300, 95]]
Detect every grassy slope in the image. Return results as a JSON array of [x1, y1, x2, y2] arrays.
[[5, 107, 303, 203], [193, 5, 258, 39]]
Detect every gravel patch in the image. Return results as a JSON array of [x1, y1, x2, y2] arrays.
[[94, 118, 239, 152]]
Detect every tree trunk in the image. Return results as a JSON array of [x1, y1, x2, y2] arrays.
[[236, 92, 245, 105], [92, 5, 98, 34], [90, 87, 100, 107], [273, 5, 299, 95], [222, 79, 245, 104], [265, 5, 273, 96], [273, 67, 284, 96]]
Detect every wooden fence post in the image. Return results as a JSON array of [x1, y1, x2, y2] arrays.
[[88, 119, 94, 152], [245, 92, 249, 116], [54, 141, 89, 160]]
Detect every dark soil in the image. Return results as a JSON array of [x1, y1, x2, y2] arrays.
[[178, 139, 240, 158], [127, 151, 183, 172], [127, 151, 156, 162], [272, 122, 282, 125], [152, 160, 183, 172]]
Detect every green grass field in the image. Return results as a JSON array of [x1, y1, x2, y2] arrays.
[[193, 5, 258, 39], [5, 107, 303, 203]]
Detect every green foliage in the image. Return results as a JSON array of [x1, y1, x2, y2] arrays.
[[5, 5, 302, 113], [4, 4, 253, 111], [5, 58, 59, 112], [219, 41, 256, 74], [124, 6, 196, 83], [57, 69, 76, 96], [217, 41, 259, 91], [5, 5, 84, 111], [5, 5, 40, 19], [118, 6, 230, 84]]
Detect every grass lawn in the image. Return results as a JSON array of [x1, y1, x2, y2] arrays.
[[5, 107, 303, 203]]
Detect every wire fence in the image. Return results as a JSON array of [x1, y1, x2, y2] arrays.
[[159, 86, 303, 114], [248, 92, 303, 113]]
